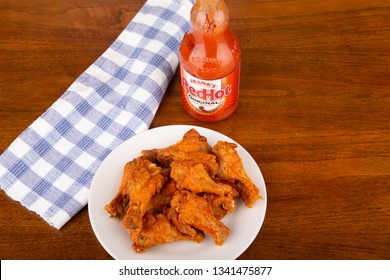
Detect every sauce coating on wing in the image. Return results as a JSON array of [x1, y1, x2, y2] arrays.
[[105, 129, 262, 253], [212, 141, 262, 207]]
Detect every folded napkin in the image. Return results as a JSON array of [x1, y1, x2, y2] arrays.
[[0, 0, 195, 229]]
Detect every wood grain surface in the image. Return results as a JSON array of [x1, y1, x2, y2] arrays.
[[0, 0, 389, 259]]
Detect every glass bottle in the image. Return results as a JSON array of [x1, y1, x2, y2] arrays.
[[179, 0, 241, 122]]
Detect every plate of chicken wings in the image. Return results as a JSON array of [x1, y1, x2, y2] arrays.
[[88, 125, 267, 259]]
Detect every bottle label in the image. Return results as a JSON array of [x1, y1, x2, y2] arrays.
[[180, 65, 240, 115]]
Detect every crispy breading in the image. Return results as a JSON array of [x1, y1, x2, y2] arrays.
[[105, 156, 166, 243], [146, 179, 177, 214], [203, 189, 239, 220], [212, 141, 262, 207], [170, 190, 230, 246], [141, 128, 213, 168], [133, 213, 205, 253], [170, 161, 233, 196]]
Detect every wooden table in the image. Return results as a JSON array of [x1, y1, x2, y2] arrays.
[[1, 0, 389, 260]]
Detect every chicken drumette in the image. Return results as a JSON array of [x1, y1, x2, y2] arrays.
[[105, 156, 166, 242], [142, 129, 218, 175], [170, 161, 233, 196], [212, 141, 262, 207]]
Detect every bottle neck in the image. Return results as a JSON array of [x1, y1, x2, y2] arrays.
[[191, 0, 229, 34], [194, 0, 225, 10]]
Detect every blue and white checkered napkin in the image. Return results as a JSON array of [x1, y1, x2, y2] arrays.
[[0, 0, 195, 229]]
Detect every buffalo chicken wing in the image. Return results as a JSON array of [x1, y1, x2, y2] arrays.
[[170, 190, 230, 245], [212, 141, 262, 207], [133, 213, 205, 253], [105, 129, 262, 253]]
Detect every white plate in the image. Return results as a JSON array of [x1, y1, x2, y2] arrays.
[[88, 125, 267, 260]]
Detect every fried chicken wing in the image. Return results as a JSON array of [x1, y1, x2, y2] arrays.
[[212, 141, 262, 207], [142, 129, 214, 168], [203, 189, 239, 220], [105, 129, 261, 254], [132, 213, 205, 253], [170, 161, 233, 196], [146, 179, 177, 214], [170, 190, 230, 245], [105, 162, 133, 219], [165, 207, 200, 237], [105, 156, 166, 243]]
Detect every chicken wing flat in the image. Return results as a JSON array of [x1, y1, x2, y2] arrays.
[[165, 207, 200, 237], [142, 129, 213, 168], [132, 213, 205, 253], [212, 141, 262, 208], [170, 190, 230, 245], [146, 178, 177, 214], [105, 156, 166, 243], [170, 161, 233, 196], [203, 190, 239, 220]]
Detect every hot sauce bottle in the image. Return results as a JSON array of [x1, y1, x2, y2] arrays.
[[179, 0, 241, 122]]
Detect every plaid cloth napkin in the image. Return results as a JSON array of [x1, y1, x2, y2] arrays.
[[0, 0, 195, 229]]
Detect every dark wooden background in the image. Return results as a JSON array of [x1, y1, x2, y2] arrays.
[[0, 0, 389, 259]]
